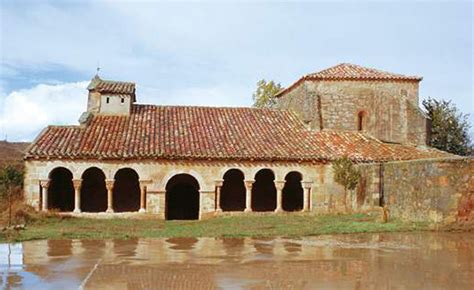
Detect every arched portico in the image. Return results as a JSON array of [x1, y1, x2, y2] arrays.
[[220, 169, 246, 211], [48, 167, 74, 212], [251, 169, 277, 211], [165, 174, 200, 220], [113, 168, 140, 212], [282, 171, 304, 211], [80, 167, 108, 212]]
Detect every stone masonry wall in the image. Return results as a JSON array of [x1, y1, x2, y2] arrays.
[[358, 157, 474, 225], [24, 159, 350, 218], [277, 80, 428, 145]]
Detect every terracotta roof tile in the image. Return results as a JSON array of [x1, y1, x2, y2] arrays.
[[25, 105, 450, 162], [307, 63, 422, 81], [276, 63, 422, 97], [87, 75, 136, 101]]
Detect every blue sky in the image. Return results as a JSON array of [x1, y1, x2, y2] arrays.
[[0, 0, 472, 141]]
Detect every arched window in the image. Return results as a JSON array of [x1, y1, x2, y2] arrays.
[[357, 111, 366, 131]]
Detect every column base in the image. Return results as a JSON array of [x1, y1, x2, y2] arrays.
[[106, 209, 114, 213], [274, 208, 283, 213], [73, 208, 81, 213], [216, 208, 222, 213], [244, 208, 252, 213], [139, 208, 146, 213]]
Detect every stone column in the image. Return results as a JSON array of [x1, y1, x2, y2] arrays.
[[72, 179, 82, 213], [215, 180, 224, 212], [275, 181, 285, 212], [105, 179, 114, 213], [302, 181, 313, 212], [139, 182, 146, 213], [40, 180, 50, 212], [244, 180, 254, 212]]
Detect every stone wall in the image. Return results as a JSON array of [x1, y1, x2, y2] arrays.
[[277, 79, 428, 145], [357, 157, 474, 225], [24, 159, 351, 218]]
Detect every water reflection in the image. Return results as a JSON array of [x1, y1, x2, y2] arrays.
[[166, 237, 198, 251], [0, 232, 473, 290]]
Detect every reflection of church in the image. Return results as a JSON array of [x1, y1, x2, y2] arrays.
[[23, 64, 447, 219]]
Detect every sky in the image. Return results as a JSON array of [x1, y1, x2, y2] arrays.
[[0, 0, 472, 141]]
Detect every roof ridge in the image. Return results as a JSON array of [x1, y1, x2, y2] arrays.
[[132, 103, 289, 112], [99, 78, 135, 85], [308, 63, 422, 80]]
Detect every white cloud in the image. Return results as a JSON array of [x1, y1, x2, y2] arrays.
[[0, 80, 253, 141], [0, 81, 88, 141]]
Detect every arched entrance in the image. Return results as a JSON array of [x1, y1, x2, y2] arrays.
[[282, 171, 304, 211], [251, 169, 276, 211], [113, 168, 140, 212], [80, 167, 107, 212], [220, 169, 246, 211], [165, 174, 200, 220], [48, 167, 74, 211]]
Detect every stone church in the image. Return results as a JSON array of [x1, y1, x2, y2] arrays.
[[23, 63, 448, 220]]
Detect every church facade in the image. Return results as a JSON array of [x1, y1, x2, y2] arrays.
[[23, 64, 447, 219]]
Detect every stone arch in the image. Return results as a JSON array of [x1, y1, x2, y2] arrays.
[[161, 170, 205, 191], [80, 167, 107, 212], [251, 169, 276, 211], [113, 168, 140, 212], [165, 174, 200, 220], [220, 169, 246, 211], [48, 167, 74, 212], [282, 171, 304, 211]]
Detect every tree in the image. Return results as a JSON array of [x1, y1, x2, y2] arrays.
[[332, 156, 361, 211], [0, 166, 24, 227], [252, 79, 283, 108], [422, 98, 472, 156]]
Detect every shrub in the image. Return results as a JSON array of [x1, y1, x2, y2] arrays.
[[332, 156, 361, 211]]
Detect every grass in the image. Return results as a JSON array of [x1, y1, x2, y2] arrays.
[[0, 212, 431, 243]]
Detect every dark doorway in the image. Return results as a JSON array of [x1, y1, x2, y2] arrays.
[[80, 167, 107, 212], [282, 171, 304, 211], [251, 169, 276, 211], [113, 168, 140, 212], [166, 174, 200, 220], [48, 167, 74, 212], [221, 169, 246, 211]]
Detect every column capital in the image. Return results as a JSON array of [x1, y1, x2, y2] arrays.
[[72, 179, 82, 189], [105, 179, 114, 190], [215, 179, 224, 187], [275, 180, 285, 190], [244, 180, 255, 187], [139, 179, 152, 186], [302, 181, 313, 189], [40, 179, 50, 188]]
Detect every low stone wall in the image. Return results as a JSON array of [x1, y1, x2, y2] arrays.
[[358, 157, 473, 225]]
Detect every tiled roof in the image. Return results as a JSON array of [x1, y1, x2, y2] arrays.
[[87, 75, 136, 100], [276, 63, 422, 97], [308, 63, 422, 81], [26, 105, 450, 163]]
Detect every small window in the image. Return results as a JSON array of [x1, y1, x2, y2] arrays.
[[121, 98, 125, 104], [358, 111, 365, 131], [106, 97, 110, 104]]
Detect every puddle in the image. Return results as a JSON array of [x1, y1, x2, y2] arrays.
[[1, 232, 473, 289]]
